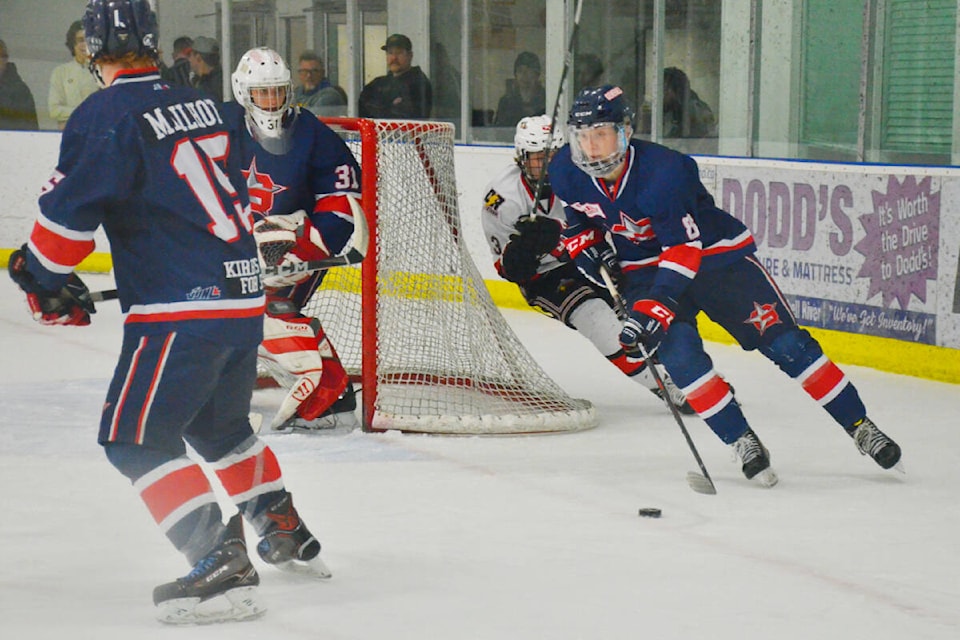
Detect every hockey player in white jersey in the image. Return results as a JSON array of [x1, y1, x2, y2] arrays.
[[481, 115, 694, 413]]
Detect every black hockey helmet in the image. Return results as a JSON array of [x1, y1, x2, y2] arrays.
[[83, 0, 159, 64]]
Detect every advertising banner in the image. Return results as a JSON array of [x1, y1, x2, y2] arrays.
[[697, 159, 960, 349]]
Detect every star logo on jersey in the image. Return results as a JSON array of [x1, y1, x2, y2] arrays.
[[611, 211, 655, 242], [242, 157, 287, 214], [744, 302, 782, 335]]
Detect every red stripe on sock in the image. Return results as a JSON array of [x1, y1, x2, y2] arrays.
[[684, 375, 731, 415], [801, 360, 846, 402], [140, 463, 212, 524], [215, 446, 283, 499]]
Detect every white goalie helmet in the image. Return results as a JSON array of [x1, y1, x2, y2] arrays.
[[232, 47, 297, 153], [514, 115, 564, 184]]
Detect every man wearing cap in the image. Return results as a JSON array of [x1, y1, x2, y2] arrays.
[[359, 33, 432, 119], [189, 36, 222, 101]]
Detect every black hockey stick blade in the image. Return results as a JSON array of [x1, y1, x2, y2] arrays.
[[598, 265, 717, 496], [262, 195, 370, 278]]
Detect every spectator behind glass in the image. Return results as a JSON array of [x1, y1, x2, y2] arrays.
[[358, 33, 432, 119], [162, 36, 193, 86], [0, 39, 39, 131], [430, 41, 461, 119], [189, 36, 222, 101], [662, 66, 716, 138], [574, 53, 605, 93], [293, 50, 347, 116], [493, 51, 545, 127], [48, 20, 99, 129]]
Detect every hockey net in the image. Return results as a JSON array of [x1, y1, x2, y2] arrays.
[[301, 117, 596, 435]]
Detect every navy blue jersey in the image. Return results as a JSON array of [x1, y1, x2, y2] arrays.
[[30, 68, 263, 346], [222, 103, 361, 255], [550, 139, 755, 304]]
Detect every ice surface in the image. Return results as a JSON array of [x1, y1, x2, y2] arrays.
[[0, 274, 957, 639]]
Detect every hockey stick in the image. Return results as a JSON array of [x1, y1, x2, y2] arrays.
[[530, 0, 584, 210], [598, 265, 717, 496], [90, 196, 369, 303]]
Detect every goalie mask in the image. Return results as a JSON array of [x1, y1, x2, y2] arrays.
[[567, 85, 635, 179], [514, 115, 563, 187], [232, 47, 297, 154]]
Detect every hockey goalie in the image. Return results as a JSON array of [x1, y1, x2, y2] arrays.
[[230, 46, 363, 432]]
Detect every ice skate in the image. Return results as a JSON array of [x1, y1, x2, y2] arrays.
[[153, 514, 265, 625], [732, 428, 778, 487], [258, 493, 332, 579], [276, 383, 360, 432], [649, 373, 696, 415], [849, 417, 902, 471]]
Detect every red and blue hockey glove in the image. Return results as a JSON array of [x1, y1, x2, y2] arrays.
[[619, 298, 676, 356], [565, 228, 620, 287], [7, 245, 95, 326]]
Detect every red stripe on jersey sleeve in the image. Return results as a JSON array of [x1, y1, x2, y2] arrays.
[[684, 374, 732, 415], [140, 463, 213, 525], [801, 359, 847, 402], [29, 222, 96, 270], [659, 242, 702, 276], [215, 445, 283, 499]]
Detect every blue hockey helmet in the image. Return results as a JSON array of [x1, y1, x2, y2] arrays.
[[567, 85, 635, 178], [83, 0, 159, 64]]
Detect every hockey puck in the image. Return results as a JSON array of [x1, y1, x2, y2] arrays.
[[637, 508, 662, 518]]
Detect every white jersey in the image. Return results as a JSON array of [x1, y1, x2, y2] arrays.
[[480, 163, 567, 278]]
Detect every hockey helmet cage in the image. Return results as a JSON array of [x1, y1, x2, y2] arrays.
[[232, 47, 297, 154], [514, 115, 563, 184], [83, 0, 158, 64], [567, 85, 635, 178]]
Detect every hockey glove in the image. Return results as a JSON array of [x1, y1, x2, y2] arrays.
[[619, 298, 677, 356], [7, 245, 95, 326], [499, 240, 541, 283], [254, 211, 331, 288], [512, 215, 562, 256]]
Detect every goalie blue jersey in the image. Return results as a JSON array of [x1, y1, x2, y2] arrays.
[[550, 139, 756, 303], [29, 68, 264, 346], [221, 103, 361, 256]]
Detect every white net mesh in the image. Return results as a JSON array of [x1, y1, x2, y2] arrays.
[[302, 118, 596, 434]]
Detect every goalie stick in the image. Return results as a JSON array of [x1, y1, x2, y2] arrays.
[[598, 265, 717, 496], [90, 195, 370, 304]]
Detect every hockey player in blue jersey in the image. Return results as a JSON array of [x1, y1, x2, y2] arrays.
[[225, 47, 362, 432], [550, 85, 902, 487], [481, 115, 696, 414], [7, 0, 327, 624]]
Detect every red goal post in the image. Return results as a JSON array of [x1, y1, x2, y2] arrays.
[[303, 117, 596, 435]]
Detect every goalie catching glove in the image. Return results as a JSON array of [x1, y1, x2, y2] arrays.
[[7, 245, 95, 326], [253, 210, 331, 287]]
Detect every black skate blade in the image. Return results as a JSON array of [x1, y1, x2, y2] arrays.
[[156, 587, 266, 625], [687, 472, 717, 495]]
